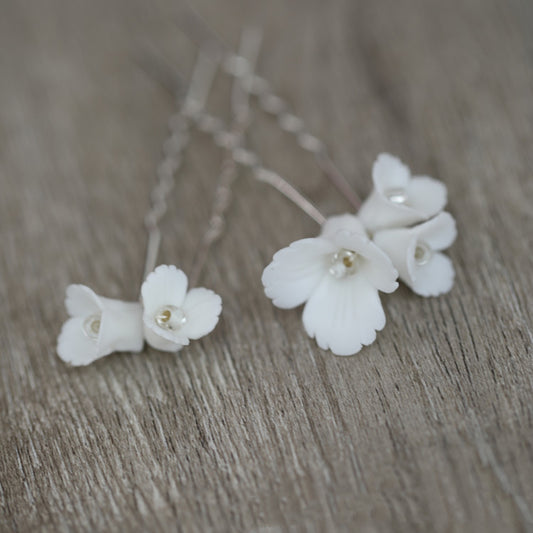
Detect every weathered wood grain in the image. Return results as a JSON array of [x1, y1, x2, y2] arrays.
[[1, 0, 532, 531]]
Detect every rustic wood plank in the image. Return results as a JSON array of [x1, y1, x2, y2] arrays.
[[1, 0, 532, 531]]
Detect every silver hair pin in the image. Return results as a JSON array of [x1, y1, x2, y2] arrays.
[[176, 5, 362, 210], [138, 22, 457, 360], [189, 27, 263, 288], [56, 49, 226, 366], [192, 109, 326, 225], [143, 48, 218, 281], [136, 48, 326, 226], [178, 18, 457, 359]]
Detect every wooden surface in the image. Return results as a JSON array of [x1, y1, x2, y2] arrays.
[[1, 0, 532, 531]]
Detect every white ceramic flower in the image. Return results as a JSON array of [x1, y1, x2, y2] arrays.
[[57, 285, 144, 366], [262, 214, 398, 356], [141, 265, 222, 352], [373, 212, 457, 297], [358, 153, 447, 233]]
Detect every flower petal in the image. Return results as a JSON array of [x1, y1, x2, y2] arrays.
[[57, 298, 144, 366], [406, 176, 447, 219], [410, 252, 455, 297], [57, 317, 103, 366], [373, 227, 415, 283], [65, 285, 102, 317], [98, 299, 144, 353], [302, 274, 386, 356], [417, 212, 457, 251], [374, 219, 456, 297], [321, 214, 366, 239], [358, 191, 419, 233], [144, 325, 185, 352], [262, 238, 336, 309], [358, 154, 448, 233], [141, 265, 188, 315], [330, 230, 399, 293], [141, 266, 195, 351], [180, 288, 222, 340], [372, 153, 411, 192]]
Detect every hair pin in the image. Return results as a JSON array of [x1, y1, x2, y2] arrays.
[[57, 44, 240, 366], [140, 28, 457, 357], [261, 153, 456, 356], [175, 9, 362, 210], [189, 106, 457, 354], [140, 53, 457, 357]]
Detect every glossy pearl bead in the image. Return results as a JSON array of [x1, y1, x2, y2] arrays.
[[328, 249, 360, 279], [385, 188, 408, 204], [83, 314, 101, 339], [414, 241, 433, 265], [155, 306, 187, 330]]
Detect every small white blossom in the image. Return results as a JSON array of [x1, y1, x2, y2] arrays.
[[358, 153, 447, 233], [262, 214, 398, 356], [373, 212, 457, 297], [57, 285, 144, 366], [141, 265, 222, 352]]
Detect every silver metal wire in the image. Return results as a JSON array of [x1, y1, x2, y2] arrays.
[[137, 51, 327, 229], [176, 8, 362, 210], [191, 108, 326, 225], [142, 50, 218, 283], [137, 36, 327, 292], [189, 27, 263, 288]]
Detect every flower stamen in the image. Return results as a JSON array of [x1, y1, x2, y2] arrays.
[[414, 240, 433, 265], [329, 249, 361, 279], [155, 305, 187, 330], [83, 314, 101, 339]]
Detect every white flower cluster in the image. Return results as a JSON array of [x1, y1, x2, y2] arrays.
[[262, 153, 456, 356], [57, 265, 222, 366]]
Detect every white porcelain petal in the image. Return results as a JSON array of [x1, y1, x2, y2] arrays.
[[302, 274, 386, 356], [262, 237, 336, 309], [372, 228, 414, 283], [143, 310, 190, 351], [330, 230, 399, 293], [180, 288, 222, 340], [358, 153, 448, 233], [410, 252, 455, 297], [58, 290, 144, 366], [372, 153, 410, 192], [141, 265, 188, 316], [406, 176, 447, 219], [321, 214, 366, 239], [373, 213, 457, 297], [417, 212, 457, 250], [143, 324, 185, 352], [358, 190, 426, 233], [98, 299, 144, 353], [57, 317, 101, 365], [65, 285, 102, 317]]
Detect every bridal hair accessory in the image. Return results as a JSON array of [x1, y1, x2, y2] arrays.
[[198, 113, 457, 353], [141, 265, 221, 352], [141, 29, 263, 354], [138, 17, 457, 357], [56, 35, 265, 365], [57, 50, 220, 365], [261, 154, 457, 356], [57, 286, 144, 366], [262, 214, 399, 356]]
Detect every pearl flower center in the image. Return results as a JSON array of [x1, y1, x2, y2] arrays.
[[414, 240, 433, 265], [385, 188, 407, 204], [155, 305, 187, 330], [329, 249, 361, 279], [83, 314, 101, 339]]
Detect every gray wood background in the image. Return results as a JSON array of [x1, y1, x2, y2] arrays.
[[1, 0, 532, 531]]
